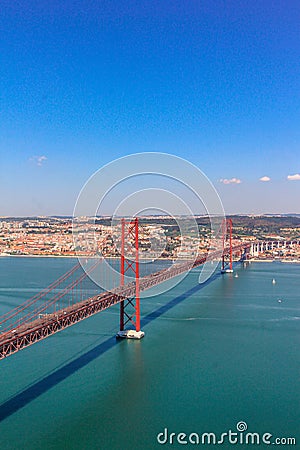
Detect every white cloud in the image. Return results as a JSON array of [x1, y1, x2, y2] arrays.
[[287, 173, 300, 181], [259, 176, 271, 182], [30, 155, 47, 167], [219, 177, 241, 185]]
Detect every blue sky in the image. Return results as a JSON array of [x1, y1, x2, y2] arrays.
[[1, 0, 300, 216]]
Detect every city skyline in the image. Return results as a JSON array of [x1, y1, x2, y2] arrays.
[[1, 1, 300, 215]]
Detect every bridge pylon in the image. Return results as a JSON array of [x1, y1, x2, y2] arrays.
[[221, 218, 233, 273], [116, 218, 145, 340]]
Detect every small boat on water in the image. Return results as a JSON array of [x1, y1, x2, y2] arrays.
[[234, 273, 239, 278], [272, 278, 276, 284], [278, 299, 282, 303]]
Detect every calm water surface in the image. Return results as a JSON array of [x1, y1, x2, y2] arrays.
[[0, 257, 299, 449]]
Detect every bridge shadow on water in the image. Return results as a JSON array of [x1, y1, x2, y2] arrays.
[[0, 268, 224, 422]]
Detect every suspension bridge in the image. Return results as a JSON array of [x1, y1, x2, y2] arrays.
[[0, 218, 251, 359]]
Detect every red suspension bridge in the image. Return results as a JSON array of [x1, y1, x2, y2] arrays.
[[0, 218, 251, 359]]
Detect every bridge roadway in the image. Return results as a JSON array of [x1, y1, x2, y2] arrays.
[[0, 244, 250, 359]]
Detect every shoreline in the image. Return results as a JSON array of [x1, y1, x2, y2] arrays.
[[0, 254, 175, 260], [1, 255, 300, 264], [249, 258, 300, 263], [0, 254, 79, 258]]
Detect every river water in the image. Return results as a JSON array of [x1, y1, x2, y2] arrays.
[[0, 257, 299, 449]]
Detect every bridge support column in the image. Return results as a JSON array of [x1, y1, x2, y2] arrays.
[[221, 218, 233, 273], [117, 218, 144, 340]]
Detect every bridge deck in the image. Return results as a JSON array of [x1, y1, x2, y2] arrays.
[[0, 244, 249, 359]]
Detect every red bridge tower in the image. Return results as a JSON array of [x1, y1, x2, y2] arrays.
[[221, 218, 233, 273], [117, 218, 144, 339]]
